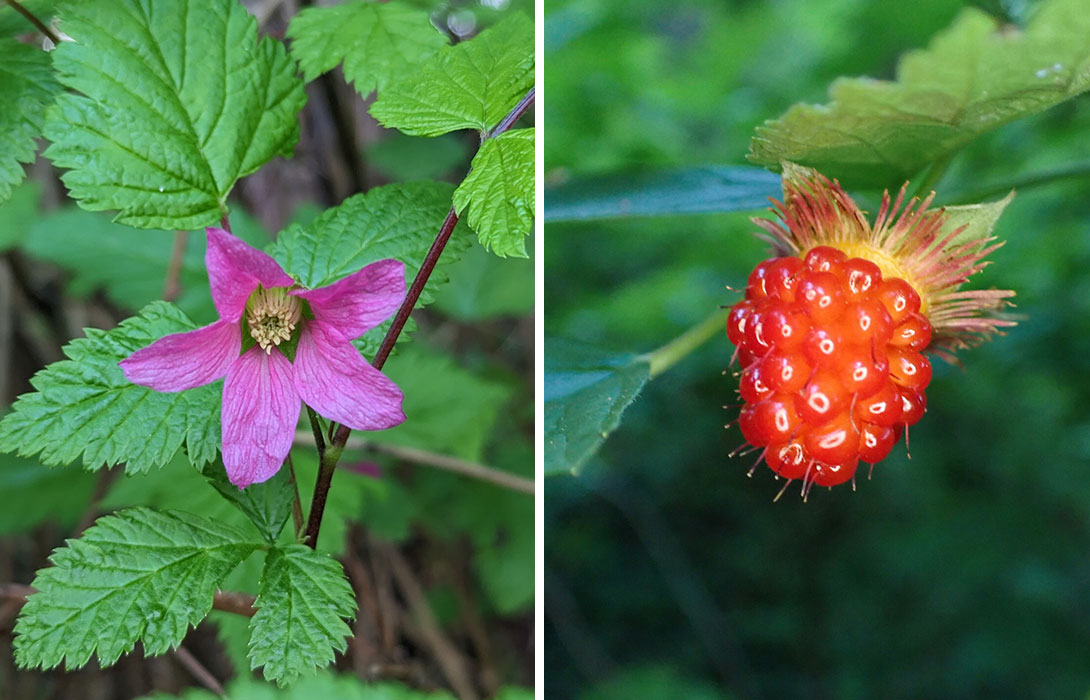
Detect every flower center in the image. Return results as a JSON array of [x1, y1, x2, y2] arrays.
[[245, 286, 301, 354]]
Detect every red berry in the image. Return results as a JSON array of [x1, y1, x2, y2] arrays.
[[739, 396, 800, 447], [727, 248, 937, 492], [841, 299, 894, 347], [797, 270, 844, 325], [727, 302, 752, 347], [763, 257, 805, 301], [889, 347, 932, 393], [804, 246, 847, 273], [794, 371, 848, 425], [767, 441, 809, 480], [859, 423, 896, 464], [810, 457, 858, 488], [876, 278, 921, 325], [841, 258, 883, 299], [852, 382, 903, 426], [833, 345, 889, 398], [891, 312, 932, 351], [898, 389, 927, 426], [739, 363, 773, 403], [804, 412, 859, 465], [763, 306, 811, 349], [762, 351, 811, 394]]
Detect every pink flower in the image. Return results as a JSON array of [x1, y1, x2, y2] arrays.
[[120, 227, 406, 488]]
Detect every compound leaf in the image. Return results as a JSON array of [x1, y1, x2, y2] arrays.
[[0, 40, 61, 203], [749, 0, 1090, 188], [44, 0, 306, 229], [453, 128, 534, 257], [288, 0, 446, 97], [14, 507, 259, 670], [0, 301, 221, 473], [249, 544, 356, 686], [370, 13, 533, 136]]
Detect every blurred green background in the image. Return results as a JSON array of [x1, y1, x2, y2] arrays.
[[544, 0, 1090, 698]]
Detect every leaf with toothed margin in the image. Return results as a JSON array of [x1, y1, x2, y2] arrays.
[[453, 128, 534, 258], [248, 544, 356, 686], [0, 301, 221, 473], [14, 507, 260, 671], [287, 1, 447, 97], [0, 39, 61, 204], [749, 0, 1090, 189], [370, 13, 534, 136], [43, 0, 305, 229]]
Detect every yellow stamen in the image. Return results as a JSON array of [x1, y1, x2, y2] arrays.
[[245, 286, 301, 354]]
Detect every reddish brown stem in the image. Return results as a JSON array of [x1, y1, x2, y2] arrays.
[[0, 583, 256, 617], [302, 87, 535, 549], [4, 0, 60, 45]]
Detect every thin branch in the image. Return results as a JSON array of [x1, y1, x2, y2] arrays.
[[303, 87, 536, 549], [487, 86, 535, 138], [0, 583, 257, 618], [4, 0, 60, 45], [211, 590, 257, 617], [293, 430, 534, 494], [72, 466, 119, 535], [286, 453, 305, 538], [384, 542, 480, 700], [173, 645, 225, 697], [162, 230, 188, 302]]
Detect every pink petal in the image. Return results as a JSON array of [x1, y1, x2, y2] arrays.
[[290, 259, 405, 340], [292, 321, 405, 430], [206, 227, 294, 322], [120, 319, 240, 392], [221, 347, 301, 488]]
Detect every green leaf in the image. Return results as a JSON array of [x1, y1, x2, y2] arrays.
[[0, 1, 58, 37], [749, 0, 1090, 188], [201, 460, 296, 544], [0, 301, 221, 473], [0, 454, 97, 535], [544, 165, 783, 222], [269, 181, 469, 357], [370, 13, 534, 136], [287, 0, 446, 97], [941, 191, 1015, 247], [14, 507, 260, 670], [544, 340, 650, 476], [0, 39, 61, 203], [44, 0, 306, 229], [432, 238, 534, 320], [23, 207, 271, 325], [366, 131, 469, 181], [0, 179, 42, 251], [453, 128, 533, 257], [141, 672, 460, 699], [380, 344, 512, 462], [249, 544, 356, 686]]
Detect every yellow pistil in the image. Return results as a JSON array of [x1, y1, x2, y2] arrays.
[[245, 286, 301, 354]]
